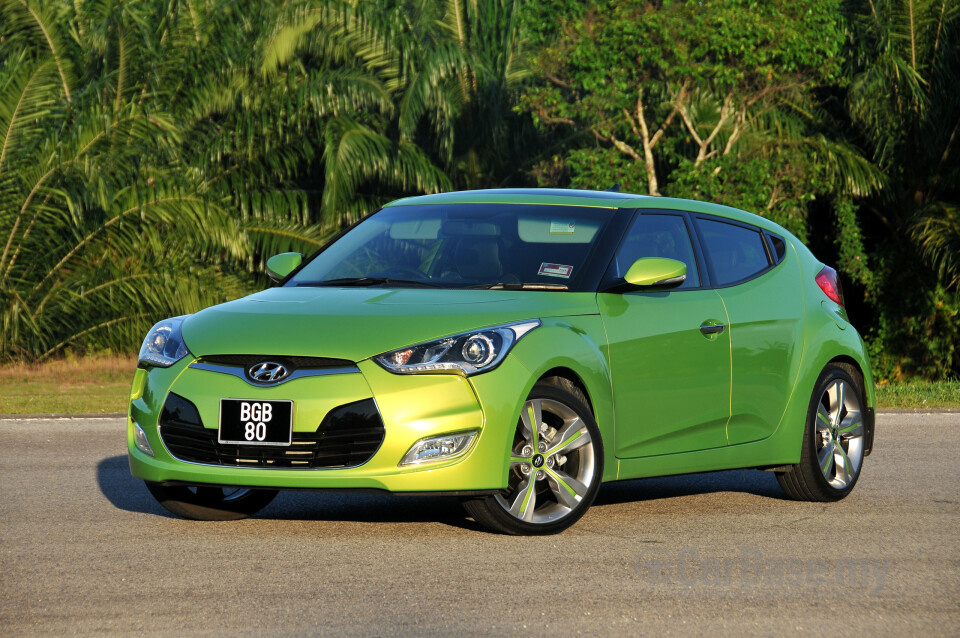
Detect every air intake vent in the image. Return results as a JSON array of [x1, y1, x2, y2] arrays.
[[159, 394, 384, 468]]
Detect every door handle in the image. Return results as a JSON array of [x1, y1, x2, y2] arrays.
[[699, 323, 726, 335]]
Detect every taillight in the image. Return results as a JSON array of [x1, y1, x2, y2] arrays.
[[815, 266, 844, 307]]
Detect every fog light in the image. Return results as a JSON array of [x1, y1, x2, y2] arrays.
[[134, 422, 155, 457], [400, 431, 477, 466]]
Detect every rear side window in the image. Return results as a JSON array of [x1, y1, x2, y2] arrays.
[[612, 214, 700, 288], [698, 218, 771, 286], [768, 233, 787, 263]]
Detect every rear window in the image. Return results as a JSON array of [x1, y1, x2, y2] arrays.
[[697, 218, 771, 286]]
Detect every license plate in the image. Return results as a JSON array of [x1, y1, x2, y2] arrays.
[[218, 399, 293, 446]]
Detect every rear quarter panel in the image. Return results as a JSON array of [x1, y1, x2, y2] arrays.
[[760, 238, 876, 463]]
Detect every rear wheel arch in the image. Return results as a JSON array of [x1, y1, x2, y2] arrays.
[[828, 355, 865, 389], [776, 362, 868, 500], [826, 355, 875, 455]]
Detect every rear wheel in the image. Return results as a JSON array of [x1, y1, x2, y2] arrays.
[[463, 380, 603, 535], [776, 363, 866, 501], [145, 482, 277, 520]]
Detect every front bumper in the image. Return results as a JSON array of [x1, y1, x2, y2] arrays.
[[128, 356, 532, 492]]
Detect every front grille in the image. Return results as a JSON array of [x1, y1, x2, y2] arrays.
[[159, 393, 384, 468], [197, 354, 355, 369]]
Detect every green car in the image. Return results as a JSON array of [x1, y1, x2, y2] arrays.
[[128, 188, 875, 534]]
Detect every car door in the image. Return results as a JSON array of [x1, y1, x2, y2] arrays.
[[694, 216, 804, 446], [598, 212, 731, 458]]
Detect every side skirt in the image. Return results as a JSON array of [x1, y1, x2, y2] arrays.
[[614, 435, 801, 481]]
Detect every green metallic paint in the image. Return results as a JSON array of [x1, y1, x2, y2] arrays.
[[265, 252, 302, 281], [128, 189, 875, 503], [623, 257, 687, 287], [180, 288, 597, 360], [599, 288, 731, 458], [719, 243, 805, 446], [506, 314, 617, 481]]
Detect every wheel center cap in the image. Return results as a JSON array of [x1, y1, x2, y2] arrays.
[[532, 454, 545, 468]]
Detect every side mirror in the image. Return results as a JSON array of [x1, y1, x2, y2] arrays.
[[265, 252, 303, 282], [623, 257, 686, 289]]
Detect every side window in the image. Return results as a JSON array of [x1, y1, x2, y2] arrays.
[[698, 218, 771, 286], [767, 232, 787, 263], [613, 214, 700, 289]]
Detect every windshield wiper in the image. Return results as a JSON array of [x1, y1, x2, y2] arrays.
[[297, 277, 440, 288], [471, 282, 569, 291]]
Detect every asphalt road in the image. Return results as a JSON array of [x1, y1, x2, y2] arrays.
[[1, 413, 958, 636]]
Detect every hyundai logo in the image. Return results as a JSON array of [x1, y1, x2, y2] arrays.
[[247, 361, 290, 383]]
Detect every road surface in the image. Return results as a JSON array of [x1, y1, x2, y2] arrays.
[[1, 413, 958, 635]]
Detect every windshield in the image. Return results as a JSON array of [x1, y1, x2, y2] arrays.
[[287, 203, 617, 290]]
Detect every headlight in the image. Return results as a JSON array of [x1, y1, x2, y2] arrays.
[[374, 320, 540, 376], [138, 316, 191, 367]]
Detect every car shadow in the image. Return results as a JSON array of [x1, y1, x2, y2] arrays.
[[594, 468, 788, 507], [98, 456, 788, 528], [96, 455, 171, 516], [96, 455, 484, 530]]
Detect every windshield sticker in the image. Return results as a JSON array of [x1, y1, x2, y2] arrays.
[[549, 220, 576, 234], [539, 263, 574, 278]]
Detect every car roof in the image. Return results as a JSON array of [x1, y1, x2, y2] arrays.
[[384, 188, 788, 235]]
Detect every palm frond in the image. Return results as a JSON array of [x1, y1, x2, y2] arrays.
[[912, 201, 960, 289]]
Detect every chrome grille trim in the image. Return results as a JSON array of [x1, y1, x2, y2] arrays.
[[189, 362, 360, 386]]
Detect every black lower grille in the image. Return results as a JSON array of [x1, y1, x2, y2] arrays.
[[159, 394, 384, 468]]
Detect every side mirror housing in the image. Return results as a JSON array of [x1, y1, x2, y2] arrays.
[[623, 257, 687, 289], [265, 252, 303, 282]]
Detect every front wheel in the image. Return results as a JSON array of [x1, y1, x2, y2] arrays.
[[463, 380, 603, 535], [145, 482, 277, 521], [776, 363, 867, 501]]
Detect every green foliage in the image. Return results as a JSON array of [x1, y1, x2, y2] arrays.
[[841, 0, 960, 379], [521, 0, 957, 379], [0, 0, 541, 361], [563, 147, 648, 194], [666, 155, 811, 240], [0, 0, 957, 378]]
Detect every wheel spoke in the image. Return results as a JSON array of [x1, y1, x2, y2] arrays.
[[508, 477, 538, 522], [834, 443, 855, 487], [826, 381, 845, 425], [816, 405, 832, 432], [545, 417, 590, 456], [838, 413, 864, 439], [836, 381, 846, 420], [545, 467, 586, 509], [509, 455, 528, 466], [520, 399, 542, 449], [818, 440, 835, 477]]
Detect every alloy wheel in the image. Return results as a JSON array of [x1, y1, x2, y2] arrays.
[[814, 378, 865, 489], [495, 397, 597, 524]]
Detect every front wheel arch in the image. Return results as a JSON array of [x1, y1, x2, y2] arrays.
[[539, 368, 594, 416], [462, 381, 604, 534]]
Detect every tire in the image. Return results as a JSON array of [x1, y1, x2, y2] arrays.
[[145, 482, 278, 521], [462, 379, 603, 535], [776, 363, 867, 501]]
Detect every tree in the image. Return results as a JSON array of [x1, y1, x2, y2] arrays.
[[0, 0, 253, 359], [841, 0, 960, 378]]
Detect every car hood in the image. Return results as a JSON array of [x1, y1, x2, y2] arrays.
[[181, 287, 598, 361]]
